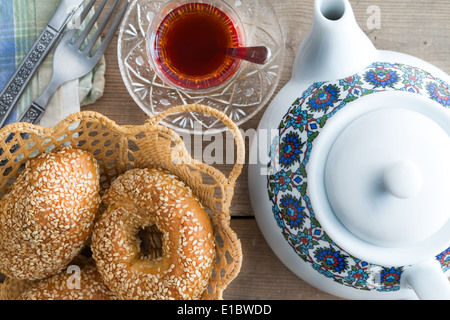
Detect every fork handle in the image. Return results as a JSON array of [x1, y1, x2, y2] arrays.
[[18, 102, 46, 125], [11, 70, 63, 126], [0, 0, 84, 129]]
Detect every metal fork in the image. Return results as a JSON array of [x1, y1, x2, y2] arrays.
[[15, 0, 129, 126]]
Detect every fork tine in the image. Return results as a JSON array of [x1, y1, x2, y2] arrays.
[[92, 1, 129, 61], [74, 0, 108, 49], [83, 0, 121, 55], [63, 0, 97, 41]]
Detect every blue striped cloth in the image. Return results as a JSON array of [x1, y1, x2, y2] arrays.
[[0, 0, 106, 127], [0, 0, 19, 124], [0, 0, 15, 83]]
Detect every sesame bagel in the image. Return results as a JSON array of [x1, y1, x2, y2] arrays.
[[91, 168, 215, 300], [18, 261, 117, 300], [0, 146, 101, 280]]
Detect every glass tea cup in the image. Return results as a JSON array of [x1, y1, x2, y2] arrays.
[[147, 0, 267, 94]]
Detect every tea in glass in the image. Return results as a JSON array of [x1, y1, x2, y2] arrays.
[[148, 1, 246, 93]]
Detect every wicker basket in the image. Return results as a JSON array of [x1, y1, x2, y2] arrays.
[[0, 104, 244, 300]]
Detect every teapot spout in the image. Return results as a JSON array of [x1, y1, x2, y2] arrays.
[[293, 0, 377, 82]]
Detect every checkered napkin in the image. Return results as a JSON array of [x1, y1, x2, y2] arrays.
[[0, 0, 106, 128]]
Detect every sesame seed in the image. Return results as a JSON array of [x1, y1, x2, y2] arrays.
[[91, 167, 214, 300], [0, 146, 101, 281]]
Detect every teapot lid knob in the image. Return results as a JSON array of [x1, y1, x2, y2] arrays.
[[383, 161, 423, 200], [323, 107, 450, 247], [308, 92, 450, 266]]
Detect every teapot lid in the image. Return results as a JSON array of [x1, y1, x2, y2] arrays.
[[308, 91, 450, 267]]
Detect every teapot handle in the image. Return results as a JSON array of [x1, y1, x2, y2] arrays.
[[404, 259, 450, 300]]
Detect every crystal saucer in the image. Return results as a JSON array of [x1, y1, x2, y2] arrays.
[[117, 0, 285, 134]]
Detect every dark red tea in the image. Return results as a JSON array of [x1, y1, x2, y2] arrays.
[[151, 2, 244, 91]]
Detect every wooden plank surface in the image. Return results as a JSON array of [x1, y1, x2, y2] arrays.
[[84, 0, 450, 300]]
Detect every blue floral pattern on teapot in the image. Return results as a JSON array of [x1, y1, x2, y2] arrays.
[[267, 62, 450, 292]]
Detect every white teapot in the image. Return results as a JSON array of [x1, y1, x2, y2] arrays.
[[249, 0, 450, 300]]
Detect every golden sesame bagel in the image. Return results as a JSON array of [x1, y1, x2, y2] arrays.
[[0, 146, 101, 280], [0, 277, 35, 300], [91, 168, 215, 300], [18, 261, 117, 300]]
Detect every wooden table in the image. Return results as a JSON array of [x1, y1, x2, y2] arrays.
[[84, 0, 450, 300]]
